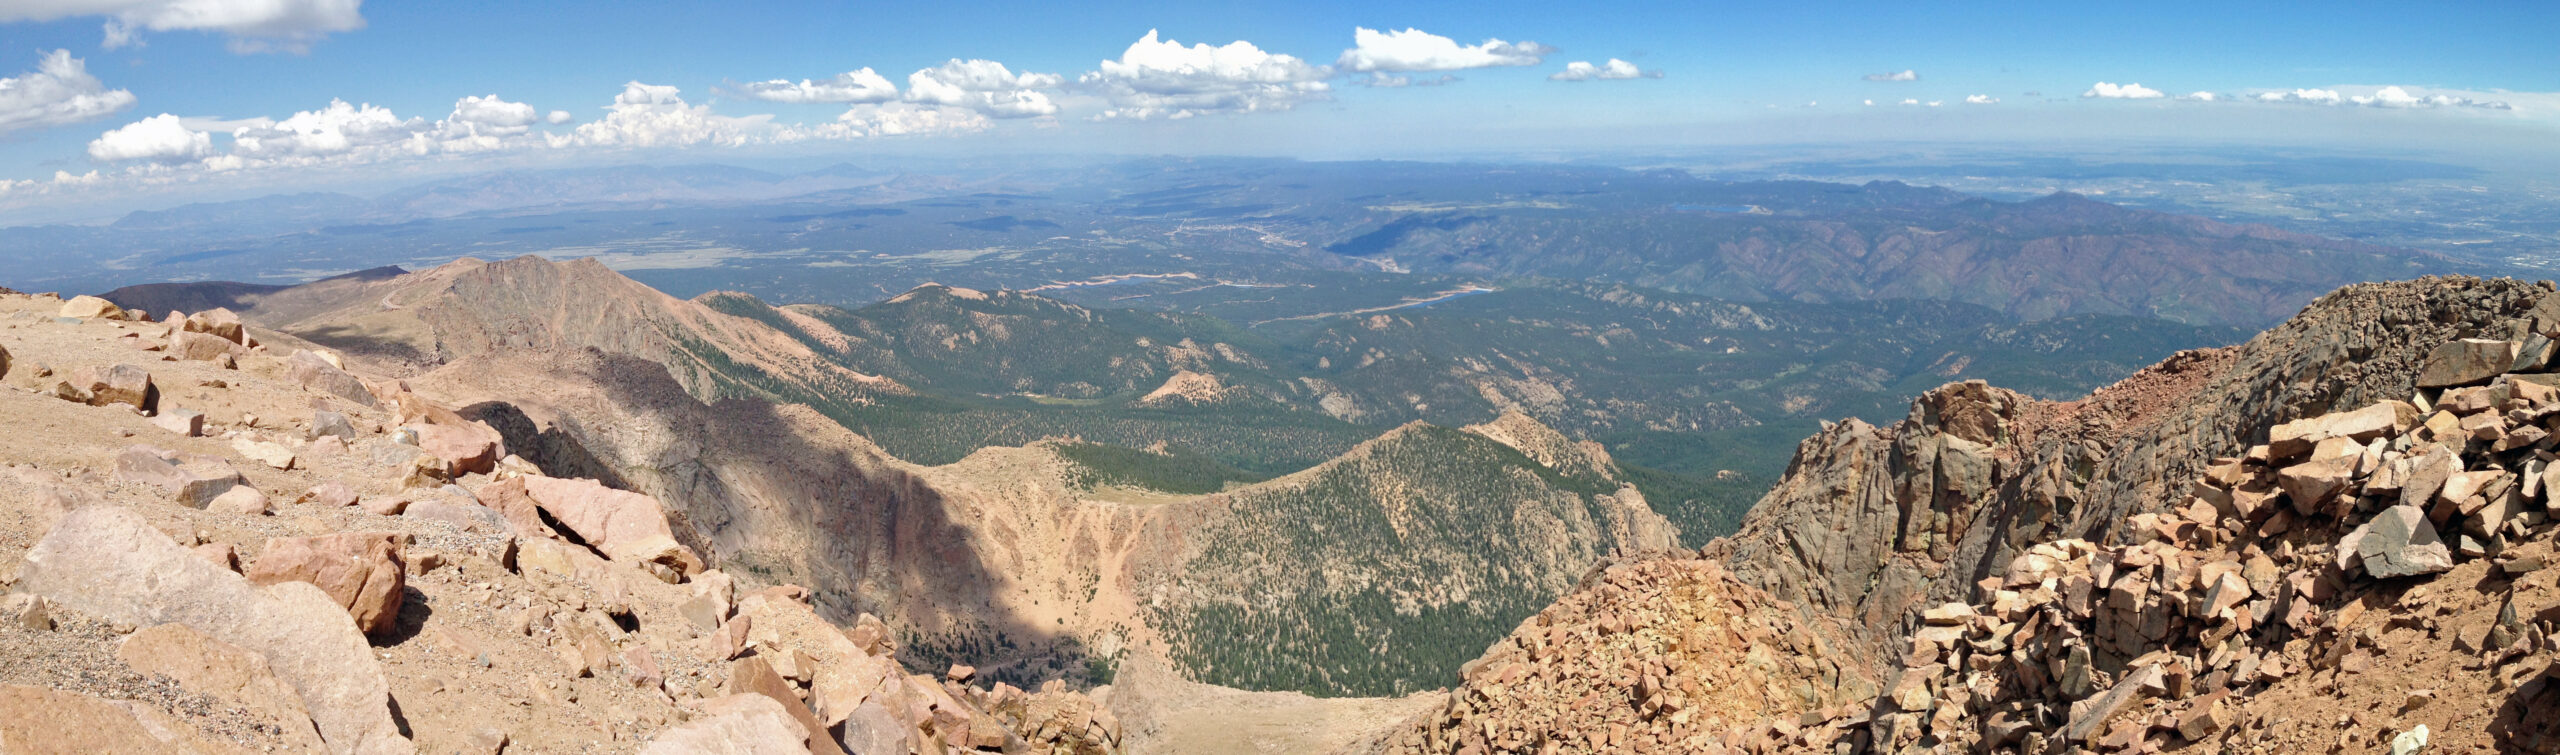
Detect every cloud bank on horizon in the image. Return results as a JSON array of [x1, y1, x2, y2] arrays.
[[0, 1, 2552, 208]]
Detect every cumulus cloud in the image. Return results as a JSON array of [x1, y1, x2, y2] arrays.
[[86, 113, 210, 162], [2248, 85, 2511, 110], [414, 94, 540, 153], [227, 99, 423, 162], [720, 68, 899, 104], [545, 110, 572, 125], [1549, 59, 1659, 82], [1899, 98, 1919, 106], [0, 49, 136, 135], [2180, 91, 2219, 102], [1079, 30, 1330, 120], [556, 82, 771, 148], [1863, 69, 1918, 82], [903, 59, 1059, 118], [2082, 82, 2165, 99], [1334, 27, 1551, 73], [1964, 94, 1998, 104], [0, 0, 366, 53], [2255, 88, 2341, 105]]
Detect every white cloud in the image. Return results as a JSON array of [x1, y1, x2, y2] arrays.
[[1862, 99, 1874, 106], [2179, 91, 2219, 102], [1899, 98, 1919, 106], [1863, 69, 1918, 82], [720, 68, 899, 104], [545, 109, 572, 125], [2083, 82, 2165, 99], [0, 49, 136, 135], [2247, 84, 2512, 110], [228, 99, 422, 162], [1549, 59, 1659, 82], [2256, 88, 2341, 104], [1334, 27, 1551, 73], [0, 0, 365, 53], [557, 82, 772, 148], [1080, 30, 1331, 120], [1926, 100, 1943, 107], [86, 114, 210, 162], [1964, 94, 1998, 105], [904, 59, 1059, 118], [415, 94, 540, 153]]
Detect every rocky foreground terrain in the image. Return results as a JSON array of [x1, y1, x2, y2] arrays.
[[0, 293, 1121, 753], [1365, 277, 2560, 753], [17, 268, 2560, 754]]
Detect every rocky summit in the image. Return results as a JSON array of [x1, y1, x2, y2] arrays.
[[15, 269, 2560, 755], [0, 290, 1118, 753], [1346, 276, 2560, 753]]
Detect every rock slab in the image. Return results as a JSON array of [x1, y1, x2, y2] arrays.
[[17, 506, 412, 754]]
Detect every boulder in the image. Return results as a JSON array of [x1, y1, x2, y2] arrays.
[[233, 438, 298, 470], [469, 477, 559, 539], [298, 481, 360, 508], [2417, 339, 2521, 388], [113, 445, 243, 508], [57, 295, 125, 320], [520, 475, 704, 577], [184, 308, 246, 344], [2341, 505, 2456, 578], [409, 423, 500, 476], [722, 656, 847, 755], [311, 410, 358, 441], [170, 330, 245, 363], [17, 506, 412, 754], [244, 532, 408, 635], [210, 486, 272, 516], [0, 342, 10, 380], [118, 623, 326, 750], [152, 409, 206, 437], [2064, 664, 2163, 743], [288, 351, 378, 408], [637, 694, 809, 755], [2276, 457, 2354, 515], [839, 702, 914, 755], [2267, 402, 2415, 459], [70, 363, 156, 413]]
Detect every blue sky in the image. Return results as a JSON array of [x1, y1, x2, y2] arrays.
[[0, 1, 2554, 219]]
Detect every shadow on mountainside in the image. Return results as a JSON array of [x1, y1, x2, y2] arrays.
[[283, 323, 438, 366], [514, 350, 1094, 689], [455, 401, 633, 492]]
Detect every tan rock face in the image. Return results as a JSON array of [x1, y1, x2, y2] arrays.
[[210, 485, 272, 516], [0, 684, 218, 753], [722, 656, 846, 755], [69, 363, 156, 413], [519, 475, 703, 577], [410, 423, 499, 476], [112, 445, 243, 508], [169, 330, 245, 363], [2417, 338, 2520, 387], [118, 623, 325, 750], [17, 506, 411, 754], [184, 307, 246, 344], [244, 532, 409, 635], [287, 350, 377, 408], [636, 694, 808, 755], [57, 295, 126, 320]]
